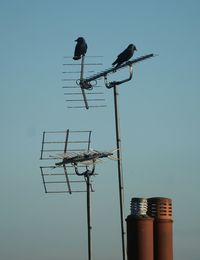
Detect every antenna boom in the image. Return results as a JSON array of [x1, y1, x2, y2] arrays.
[[82, 53, 155, 84]]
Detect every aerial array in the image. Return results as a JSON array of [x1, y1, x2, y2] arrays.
[[40, 36, 155, 260]]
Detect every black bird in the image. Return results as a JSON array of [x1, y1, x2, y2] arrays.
[[73, 37, 87, 60], [112, 44, 137, 67]]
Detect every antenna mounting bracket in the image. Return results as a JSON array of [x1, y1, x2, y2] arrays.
[[104, 65, 133, 88]]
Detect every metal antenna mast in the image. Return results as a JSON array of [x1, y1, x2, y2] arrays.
[[77, 53, 156, 260], [113, 85, 126, 260], [86, 169, 92, 260]]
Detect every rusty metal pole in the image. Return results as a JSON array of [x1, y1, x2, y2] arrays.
[[86, 173, 92, 260], [113, 85, 127, 260], [148, 197, 173, 260], [126, 198, 154, 260]]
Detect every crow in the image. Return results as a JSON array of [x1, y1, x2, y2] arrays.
[[112, 44, 137, 67], [73, 37, 87, 60]]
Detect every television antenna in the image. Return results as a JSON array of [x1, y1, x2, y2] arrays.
[[75, 53, 156, 260], [62, 56, 107, 109], [40, 129, 116, 260]]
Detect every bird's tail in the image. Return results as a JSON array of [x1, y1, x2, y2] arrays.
[[73, 56, 81, 60], [112, 61, 117, 66]]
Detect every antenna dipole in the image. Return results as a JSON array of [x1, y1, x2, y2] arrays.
[[62, 56, 106, 109]]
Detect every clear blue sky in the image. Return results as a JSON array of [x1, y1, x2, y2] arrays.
[[1, 0, 200, 259]]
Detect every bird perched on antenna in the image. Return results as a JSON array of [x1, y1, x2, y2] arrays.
[[112, 44, 137, 68], [73, 37, 87, 60]]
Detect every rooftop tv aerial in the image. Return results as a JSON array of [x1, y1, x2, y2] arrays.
[[40, 129, 116, 260], [62, 56, 107, 109], [40, 129, 94, 194]]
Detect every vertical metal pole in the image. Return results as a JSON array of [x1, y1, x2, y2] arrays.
[[113, 86, 127, 260], [80, 55, 89, 109], [86, 174, 92, 260]]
